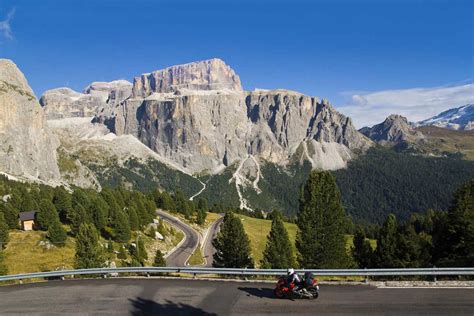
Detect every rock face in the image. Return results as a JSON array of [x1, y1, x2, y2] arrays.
[[40, 80, 132, 121], [113, 60, 372, 173], [417, 104, 473, 131], [360, 114, 424, 144], [132, 58, 242, 98], [0, 59, 60, 181]]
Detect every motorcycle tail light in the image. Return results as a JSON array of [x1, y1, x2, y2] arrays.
[[313, 279, 319, 285]]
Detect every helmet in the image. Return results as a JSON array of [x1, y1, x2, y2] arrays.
[[287, 268, 295, 275]]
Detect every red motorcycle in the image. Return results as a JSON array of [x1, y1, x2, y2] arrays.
[[274, 272, 319, 299]]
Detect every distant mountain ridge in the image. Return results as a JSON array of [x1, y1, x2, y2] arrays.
[[417, 104, 473, 131]]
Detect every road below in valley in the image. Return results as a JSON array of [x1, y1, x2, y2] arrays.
[[0, 279, 472, 315], [202, 216, 224, 267], [156, 210, 199, 266]]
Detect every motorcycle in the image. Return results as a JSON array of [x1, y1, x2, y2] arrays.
[[274, 272, 319, 299]]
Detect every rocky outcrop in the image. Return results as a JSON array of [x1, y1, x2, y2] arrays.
[[360, 114, 424, 144], [0, 59, 60, 181], [115, 77, 371, 173], [132, 58, 242, 98], [40, 80, 132, 121]]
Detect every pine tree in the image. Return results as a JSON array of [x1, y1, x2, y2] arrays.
[[0, 213, 9, 249], [0, 203, 19, 229], [47, 218, 67, 247], [90, 197, 108, 232], [53, 187, 72, 222], [352, 227, 373, 268], [433, 180, 473, 266], [128, 206, 139, 231], [153, 249, 166, 267], [36, 199, 58, 230], [373, 214, 399, 268], [296, 170, 349, 268], [69, 204, 90, 236], [212, 212, 254, 268], [112, 209, 131, 242], [129, 237, 148, 266], [156, 191, 176, 211], [196, 198, 208, 225], [261, 211, 296, 268], [0, 249, 7, 276], [74, 223, 104, 269]]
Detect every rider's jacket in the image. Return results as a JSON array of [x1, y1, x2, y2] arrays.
[[287, 273, 301, 287]]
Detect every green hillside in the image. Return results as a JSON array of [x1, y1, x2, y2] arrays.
[[334, 146, 474, 224], [414, 126, 474, 160]]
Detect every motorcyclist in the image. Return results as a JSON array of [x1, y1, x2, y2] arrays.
[[286, 268, 302, 296]]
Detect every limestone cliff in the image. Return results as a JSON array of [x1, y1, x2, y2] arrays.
[[0, 59, 60, 182], [113, 59, 372, 173], [40, 80, 132, 121]]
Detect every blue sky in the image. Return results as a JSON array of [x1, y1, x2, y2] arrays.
[[0, 0, 472, 126]]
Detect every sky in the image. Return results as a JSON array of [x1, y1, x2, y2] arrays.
[[0, 0, 472, 127]]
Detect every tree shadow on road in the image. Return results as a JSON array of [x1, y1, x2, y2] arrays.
[[129, 297, 216, 316], [238, 287, 276, 299]]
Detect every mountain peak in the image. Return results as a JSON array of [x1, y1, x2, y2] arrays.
[[361, 114, 423, 144], [0, 59, 35, 97], [132, 58, 242, 97]]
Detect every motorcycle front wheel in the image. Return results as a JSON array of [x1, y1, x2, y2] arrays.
[[308, 288, 319, 299]]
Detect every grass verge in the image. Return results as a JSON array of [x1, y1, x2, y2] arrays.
[[187, 244, 205, 266]]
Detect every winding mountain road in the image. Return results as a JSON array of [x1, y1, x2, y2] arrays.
[[203, 216, 224, 267], [156, 210, 200, 266], [0, 279, 472, 315]]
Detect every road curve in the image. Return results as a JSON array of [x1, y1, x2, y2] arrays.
[[156, 210, 199, 267], [0, 279, 472, 315], [203, 216, 224, 267]]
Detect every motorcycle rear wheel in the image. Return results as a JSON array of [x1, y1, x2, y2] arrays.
[[274, 288, 284, 298]]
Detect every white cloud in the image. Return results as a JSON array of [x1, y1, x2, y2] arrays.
[[336, 83, 474, 128], [0, 8, 15, 40]]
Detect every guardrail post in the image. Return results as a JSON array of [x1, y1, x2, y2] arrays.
[[102, 274, 107, 279], [193, 273, 197, 279], [433, 266, 437, 282], [146, 273, 150, 278], [60, 276, 65, 281], [19, 279, 23, 284], [364, 268, 369, 284]]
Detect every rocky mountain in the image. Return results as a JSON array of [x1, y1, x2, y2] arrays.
[[111, 59, 372, 174], [38, 58, 372, 210], [0, 59, 60, 183], [417, 104, 473, 131], [40, 80, 132, 122], [360, 114, 424, 145]]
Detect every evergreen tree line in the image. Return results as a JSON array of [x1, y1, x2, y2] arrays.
[[153, 189, 208, 225], [334, 146, 474, 224], [353, 180, 473, 268], [211, 171, 473, 270]]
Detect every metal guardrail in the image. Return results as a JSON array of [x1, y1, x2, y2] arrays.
[[0, 267, 473, 282]]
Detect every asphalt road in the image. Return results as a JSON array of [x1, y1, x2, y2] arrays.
[[0, 278, 472, 315], [156, 210, 199, 266], [203, 216, 224, 267]]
